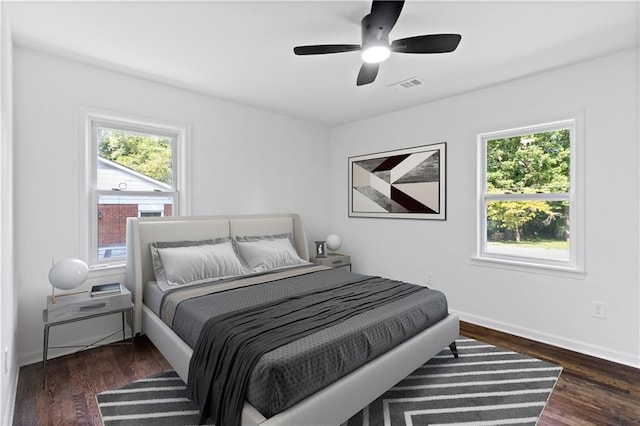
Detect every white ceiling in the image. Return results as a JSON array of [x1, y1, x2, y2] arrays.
[[7, 1, 640, 127]]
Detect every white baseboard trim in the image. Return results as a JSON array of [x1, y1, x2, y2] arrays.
[[3, 365, 18, 426], [18, 329, 133, 368], [453, 310, 640, 368]]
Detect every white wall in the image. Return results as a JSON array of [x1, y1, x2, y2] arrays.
[[330, 49, 640, 367], [0, 4, 17, 425], [11, 32, 639, 388], [14, 47, 331, 365]]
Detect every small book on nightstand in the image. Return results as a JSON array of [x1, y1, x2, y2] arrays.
[[90, 283, 122, 297]]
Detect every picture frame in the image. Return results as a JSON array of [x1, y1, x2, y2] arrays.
[[348, 142, 446, 220]]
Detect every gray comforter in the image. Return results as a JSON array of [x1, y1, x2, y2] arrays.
[[147, 267, 449, 420]]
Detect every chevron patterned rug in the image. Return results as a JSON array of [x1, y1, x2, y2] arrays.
[[96, 338, 561, 425]]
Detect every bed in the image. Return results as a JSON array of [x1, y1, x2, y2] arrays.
[[124, 213, 459, 426]]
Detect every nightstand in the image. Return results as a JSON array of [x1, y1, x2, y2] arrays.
[[311, 253, 351, 271], [42, 285, 134, 387]]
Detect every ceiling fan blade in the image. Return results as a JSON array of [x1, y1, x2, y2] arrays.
[[293, 44, 361, 55], [391, 34, 462, 54], [370, 0, 405, 33], [356, 63, 379, 86]]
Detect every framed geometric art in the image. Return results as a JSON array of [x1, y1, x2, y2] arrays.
[[348, 142, 446, 220]]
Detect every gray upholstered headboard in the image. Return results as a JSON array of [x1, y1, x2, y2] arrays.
[[124, 213, 309, 333]]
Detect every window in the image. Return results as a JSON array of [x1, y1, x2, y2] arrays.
[[81, 109, 190, 267], [476, 118, 583, 273]]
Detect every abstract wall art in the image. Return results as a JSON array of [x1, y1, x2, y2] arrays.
[[348, 142, 446, 220]]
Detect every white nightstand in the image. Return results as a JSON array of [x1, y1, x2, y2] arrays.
[[42, 285, 134, 387], [311, 253, 351, 271]]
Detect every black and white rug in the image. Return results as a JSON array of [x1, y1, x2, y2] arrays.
[[97, 338, 562, 425], [343, 338, 562, 425], [97, 370, 204, 425]]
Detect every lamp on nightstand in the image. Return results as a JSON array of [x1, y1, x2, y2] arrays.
[[48, 258, 89, 304], [325, 234, 342, 254]]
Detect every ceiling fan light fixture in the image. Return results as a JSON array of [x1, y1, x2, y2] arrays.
[[293, 0, 462, 86], [361, 42, 391, 64]]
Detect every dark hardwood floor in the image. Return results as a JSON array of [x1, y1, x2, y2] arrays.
[[13, 336, 170, 426], [460, 322, 640, 426], [13, 322, 640, 425]]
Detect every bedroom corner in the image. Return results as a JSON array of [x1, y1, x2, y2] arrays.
[[0, 3, 18, 425]]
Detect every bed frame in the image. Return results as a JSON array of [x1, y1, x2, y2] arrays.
[[125, 213, 459, 426]]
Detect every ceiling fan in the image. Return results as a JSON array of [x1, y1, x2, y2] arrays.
[[293, 0, 461, 86]]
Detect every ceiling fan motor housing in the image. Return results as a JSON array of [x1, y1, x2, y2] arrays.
[[361, 13, 390, 45]]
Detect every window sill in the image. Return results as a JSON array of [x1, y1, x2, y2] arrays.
[[470, 255, 585, 279], [89, 262, 125, 278]]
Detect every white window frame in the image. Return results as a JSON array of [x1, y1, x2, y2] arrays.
[[473, 115, 584, 276], [78, 107, 191, 269]]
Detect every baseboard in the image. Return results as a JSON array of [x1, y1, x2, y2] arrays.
[[452, 309, 639, 368], [2, 364, 18, 426], [17, 328, 134, 367]]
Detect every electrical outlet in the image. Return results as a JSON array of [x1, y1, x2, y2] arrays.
[[592, 301, 606, 319], [426, 273, 434, 286]]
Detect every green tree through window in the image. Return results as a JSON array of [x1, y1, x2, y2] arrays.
[[98, 129, 172, 184], [486, 129, 570, 243]]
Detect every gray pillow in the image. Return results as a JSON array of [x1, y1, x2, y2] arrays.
[[150, 238, 247, 292], [233, 234, 308, 273]]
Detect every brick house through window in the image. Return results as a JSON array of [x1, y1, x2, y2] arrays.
[[97, 157, 173, 259]]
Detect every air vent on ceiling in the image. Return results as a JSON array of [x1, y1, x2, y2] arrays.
[[388, 77, 425, 90]]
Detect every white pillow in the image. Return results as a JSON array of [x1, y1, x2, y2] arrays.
[[152, 241, 246, 291], [235, 237, 308, 273]]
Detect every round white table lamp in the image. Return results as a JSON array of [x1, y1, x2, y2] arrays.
[[326, 234, 342, 253], [48, 258, 89, 303]]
